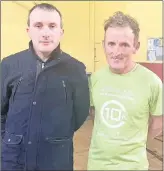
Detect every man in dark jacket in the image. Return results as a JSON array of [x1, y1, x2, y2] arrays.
[[1, 3, 90, 171]]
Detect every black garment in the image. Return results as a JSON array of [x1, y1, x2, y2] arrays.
[[1, 42, 90, 170]]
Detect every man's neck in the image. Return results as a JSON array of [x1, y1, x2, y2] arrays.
[[35, 51, 51, 62], [122, 61, 136, 74], [110, 61, 137, 74]]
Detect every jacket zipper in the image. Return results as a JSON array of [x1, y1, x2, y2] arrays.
[[26, 61, 45, 169], [62, 80, 67, 103], [41, 63, 45, 69], [36, 62, 45, 168], [12, 77, 23, 102], [26, 60, 61, 169]]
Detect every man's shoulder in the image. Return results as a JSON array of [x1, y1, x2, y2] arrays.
[[61, 51, 86, 71], [91, 65, 109, 80], [89, 65, 109, 87], [138, 64, 162, 86], [1, 49, 29, 64]]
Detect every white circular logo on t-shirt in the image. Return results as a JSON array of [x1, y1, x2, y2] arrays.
[[100, 100, 127, 128]]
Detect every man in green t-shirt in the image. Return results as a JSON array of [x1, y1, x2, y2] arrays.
[[88, 11, 163, 170]]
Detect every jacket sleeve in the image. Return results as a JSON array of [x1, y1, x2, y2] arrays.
[[72, 63, 90, 132], [1, 58, 11, 137]]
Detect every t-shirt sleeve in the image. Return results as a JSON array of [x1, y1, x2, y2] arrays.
[[149, 74, 163, 116]]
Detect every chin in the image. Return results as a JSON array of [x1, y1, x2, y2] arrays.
[[39, 48, 53, 53], [39, 44, 54, 51], [109, 63, 125, 73], [111, 63, 124, 69]]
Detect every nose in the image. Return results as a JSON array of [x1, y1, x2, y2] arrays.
[[112, 45, 122, 56], [41, 26, 50, 38]]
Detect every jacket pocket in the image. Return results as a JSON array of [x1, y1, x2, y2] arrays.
[[46, 136, 71, 143], [1, 132, 24, 165], [44, 137, 73, 170], [2, 131, 23, 145]]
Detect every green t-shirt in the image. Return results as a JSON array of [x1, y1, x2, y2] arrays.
[[88, 64, 162, 170]]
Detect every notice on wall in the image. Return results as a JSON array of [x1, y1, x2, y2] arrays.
[[147, 38, 163, 62]]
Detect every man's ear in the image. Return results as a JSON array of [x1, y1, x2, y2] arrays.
[[136, 41, 140, 51], [133, 41, 140, 54], [26, 27, 31, 40], [102, 39, 105, 50], [60, 29, 64, 37], [26, 26, 29, 33]]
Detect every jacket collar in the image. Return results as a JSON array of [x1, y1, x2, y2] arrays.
[[28, 40, 62, 63]]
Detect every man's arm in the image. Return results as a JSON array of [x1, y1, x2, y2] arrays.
[[72, 63, 90, 132], [1, 58, 11, 138], [148, 75, 163, 140], [148, 115, 163, 140], [89, 106, 95, 124]]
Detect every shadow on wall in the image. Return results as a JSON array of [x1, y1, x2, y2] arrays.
[[139, 63, 163, 82]]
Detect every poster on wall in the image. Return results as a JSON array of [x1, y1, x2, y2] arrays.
[[147, 38, 163, 62]]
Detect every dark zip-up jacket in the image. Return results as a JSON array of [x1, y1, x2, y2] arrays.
[[1, 43, 90, 170]]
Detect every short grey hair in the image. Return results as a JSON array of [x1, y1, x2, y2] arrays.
[[104, 11, 140, 40]]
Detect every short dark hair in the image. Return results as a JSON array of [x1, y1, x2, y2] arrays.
[[27, 3, 63, 28], [104, 11, 140, 40]]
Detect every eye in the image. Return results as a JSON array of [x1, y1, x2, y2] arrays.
[[35, 25, 42, 29], [108, 42, 115, 46], [121, 43, 130, 47], [49, 25, 56, 29]]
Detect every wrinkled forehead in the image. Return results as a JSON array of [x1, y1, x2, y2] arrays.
[[105, 26, 135, 43], [29, 8, 61, 26]]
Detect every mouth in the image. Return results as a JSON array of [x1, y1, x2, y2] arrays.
[[112, 57, 124, 61], [40, 41, 51, 46]]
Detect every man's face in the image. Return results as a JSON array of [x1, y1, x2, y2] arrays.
[[103, 26, 139, 73], [27, 8, 63, 54]]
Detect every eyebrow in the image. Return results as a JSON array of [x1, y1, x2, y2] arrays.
[[33, 22, 42, 25], [108, 41, 130, 45], [120, 42, 130, 46], [33, 22, 57, 25]]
